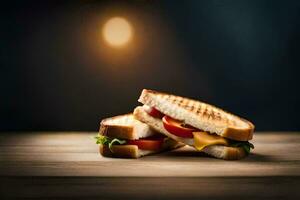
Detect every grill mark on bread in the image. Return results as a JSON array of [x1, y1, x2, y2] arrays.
[[191, 101, 237, 125], [215, 112, 221, 120], [179, 98, 184, 105], [175, 99, 232, 125], [173, 97, 181, 105]]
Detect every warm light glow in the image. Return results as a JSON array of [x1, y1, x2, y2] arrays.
[[102, 17, 133, 47]]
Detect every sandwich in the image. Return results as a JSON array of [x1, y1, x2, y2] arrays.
[[134, 89, 255, 160], [95, 114, 183, 158]]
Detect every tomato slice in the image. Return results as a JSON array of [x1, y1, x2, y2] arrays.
[[127, 138, 164, 150], [162, 116, 197, 138], [144, 106, 164, 118]]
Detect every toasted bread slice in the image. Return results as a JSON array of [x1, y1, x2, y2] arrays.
[[138, 89, 254, 141], [134, 106, 247, 160], [100, 114, 161, 140], [98, 114, 184, 158]]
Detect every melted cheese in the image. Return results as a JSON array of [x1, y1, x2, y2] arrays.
[[193, 131, 229, 151]]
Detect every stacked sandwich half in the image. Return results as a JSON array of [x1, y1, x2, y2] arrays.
[[96, 89, 255, 160]]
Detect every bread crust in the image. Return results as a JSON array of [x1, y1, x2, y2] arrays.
[[100, 114, 137, 140], [138, 89, 254, 141], [221, 126, 253, 141], [134, 106, 249, 160], [203, 145, 247, 160], [100, 113, 160, 140], [100, 145, 140, 158], [224, 146, 247, 160], [100, 125, 134, 140]]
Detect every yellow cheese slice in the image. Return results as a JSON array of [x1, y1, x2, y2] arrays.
[[193, 131, 229, 151]]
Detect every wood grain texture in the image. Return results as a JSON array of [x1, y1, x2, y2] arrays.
[[1, 177, 299, 200], [0, 132, 299, 199]]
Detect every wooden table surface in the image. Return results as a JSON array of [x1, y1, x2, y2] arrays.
[[0, 132, 299, 199]]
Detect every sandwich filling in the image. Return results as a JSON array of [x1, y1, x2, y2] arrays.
[[95, 135, 168, 152], [143, 106, 254, 154]]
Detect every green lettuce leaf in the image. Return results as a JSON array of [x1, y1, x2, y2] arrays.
[[108, 138, 127, 150], [95, 135, 110, 145], [94, 135, 126, 151]]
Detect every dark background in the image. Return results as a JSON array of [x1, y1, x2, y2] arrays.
[[1, 0, 299, 131]]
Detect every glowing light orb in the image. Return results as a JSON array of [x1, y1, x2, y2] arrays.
[[102, 17, 133, 47]]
